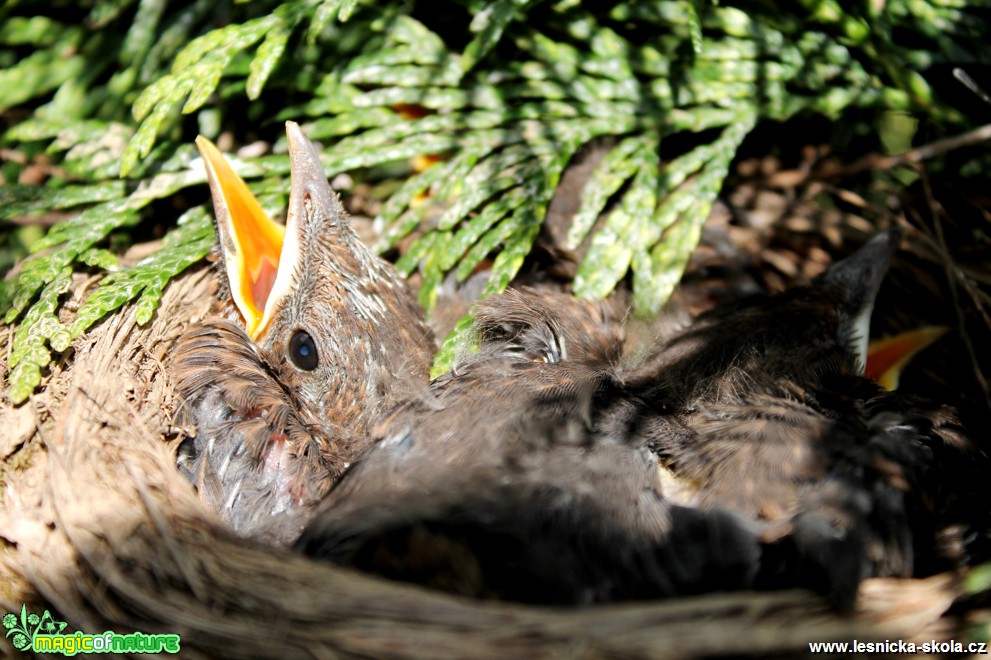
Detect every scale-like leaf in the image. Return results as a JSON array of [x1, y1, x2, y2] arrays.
[[7, 268, 73, 405], [430, 313, 477, 378], [121, 0, 168, 66], [437, 157, 546, 230], [565, 135, 647, 250], [68, 209, 214, 337], [2, 205, 142, 324], [0, 182, 128, 221], [481, 209, 541, 295], [0, 47, 86, 112], [462, 0, 537, 73], [344, 61, 463, 87], [79, 248, 121, 272], [3, 0, 983, 396], [632, 115, 755, 314], [248, 22, 292, 99], [248, 4, 308, 98], [442, 188, 528, 271], [574, 138, 659, 300], [124, 11, 294, 174]]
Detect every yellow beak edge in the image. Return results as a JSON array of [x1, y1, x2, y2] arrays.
[[196, 136, 285, 340]]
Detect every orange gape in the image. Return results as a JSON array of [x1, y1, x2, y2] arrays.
[[866, 326, 948, 390], [196, 136, 285, 339]]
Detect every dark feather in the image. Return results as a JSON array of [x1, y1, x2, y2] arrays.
[[623, 231, 975, 606], [298, 290, 764, 604]]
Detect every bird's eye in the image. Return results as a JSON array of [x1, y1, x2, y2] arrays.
[[289, 330, 319, 371]]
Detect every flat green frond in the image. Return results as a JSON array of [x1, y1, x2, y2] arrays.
[[88, 0, 141, 26], [0, 141, 219, 400], [124, 7, 309, 175], [442, 188, 528, 271], [0, 182, 128, 221], [399, 120, 590, 313], [7, 267, 73, 405], [565, 135, 647, 250], [426, 147, 491, 208], [513, 30, 580, 80], [78, 248, 121, 272], [320, 132, 461, 175], [344, 60, 463, 87], [309, 0, 357, 43], [4, 0, 986, 396], [381, 15, 449, 54], [454, 216, 520, 283], [632, 115, 755, 315], [430, 313, 477, 378], [3, 208, 212, 406], [248, 19, 294, 100], [2, 205, 142, 324], [682, 0, 705, 54], [462, 0, 538, 74], [68, 207, 214, 337], [574, 141, 660, 301], [374, 160, 461, 248], [480, 208, 542, 295], [436, 157, 546, 231], [121, 0, 169, 67], [0, 17, 72, 47], [0, 42, 87, 113]]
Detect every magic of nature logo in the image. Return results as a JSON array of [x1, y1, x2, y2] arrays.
[[3, 605, 180, 655]]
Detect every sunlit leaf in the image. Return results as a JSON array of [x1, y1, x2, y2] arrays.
[[2, 0, 982, 394]]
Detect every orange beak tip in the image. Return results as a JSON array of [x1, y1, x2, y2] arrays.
[[866, 326, 949, 390]]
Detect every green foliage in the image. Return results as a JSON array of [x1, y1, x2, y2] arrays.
[[1, 0, 989, 399], [0, 167, 215, 403], [125, 2, 312, 175], [67, 206, 214, 334]]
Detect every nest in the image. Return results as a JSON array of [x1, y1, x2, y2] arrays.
[[3, 132, 990, 655], [0, 253, 977, 658]]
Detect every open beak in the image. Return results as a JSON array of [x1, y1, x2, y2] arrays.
[[865, 326, 948, 390], [198, 122, 345, 343], [196, 136, 285, 340]]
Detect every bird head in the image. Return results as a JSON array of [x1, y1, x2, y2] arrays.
[[195, 122, 434, 440], [816, 228, 903, 374], [640, 229, 905, 401]]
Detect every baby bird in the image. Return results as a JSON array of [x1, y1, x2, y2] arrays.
[[627, 229, 971, 607], [297, 289, 765, 604], [172, 122, 435, 544], [297, 232, 972, 609], [171, 123, 971, 608]]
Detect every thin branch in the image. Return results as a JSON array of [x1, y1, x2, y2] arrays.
[[766, 123, 991, 188]]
